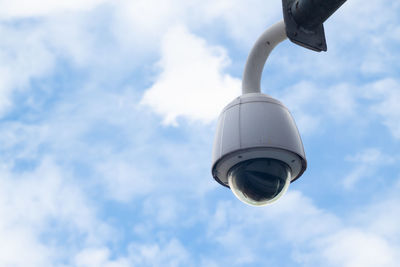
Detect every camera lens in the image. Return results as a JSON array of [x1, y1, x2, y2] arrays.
[[228, 158, 291, 206]]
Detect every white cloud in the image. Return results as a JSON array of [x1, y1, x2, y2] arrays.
[[140, 24, 240, 125], [74, 248, 130, 267], [364, 79, 400, 139], [73, 239, 194, 266], [0, 158, 113, 266], [274, 77, 400, 139], [0, 226, 49, 267], [96, 161, 156, 202], [317, 229, 398, 267], [207, 188, 400, 266], [128, 239, 192, 267], [343, 148, 396, 189], [0, 1, 398, 267], [353, 180, 400, 240], [0, 24, 55, 115], [142, 195, 183, 225], [198, 0, 282, 44], [113, 0, 187, 47], [275, 81, 359, 135], [113, 0, 282, 50], [0, 0, 108, 18], [206, 192, 340, 264]]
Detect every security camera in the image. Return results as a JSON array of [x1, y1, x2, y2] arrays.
[[211, 93, 307, 206], [209, 22, 306, 207], [211, 0, 347, 206]]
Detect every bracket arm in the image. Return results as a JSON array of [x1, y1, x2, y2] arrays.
[[242, 20, 287, 94]]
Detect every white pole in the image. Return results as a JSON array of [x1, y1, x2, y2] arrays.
[[242, 20, 287, 94]]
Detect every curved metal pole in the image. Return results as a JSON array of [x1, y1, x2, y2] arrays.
[[242, 20, 287, 94]]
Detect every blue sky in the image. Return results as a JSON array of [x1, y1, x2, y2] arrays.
[[0, 0, 399, 266]]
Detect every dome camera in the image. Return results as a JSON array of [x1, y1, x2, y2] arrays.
[[211, 93, 307, 206], [210, 0, 348, 206]]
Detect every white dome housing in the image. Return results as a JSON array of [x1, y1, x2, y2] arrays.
[[211, 93, 307, 206]]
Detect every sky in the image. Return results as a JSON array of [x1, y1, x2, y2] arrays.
[[0, 0, 399, 266]]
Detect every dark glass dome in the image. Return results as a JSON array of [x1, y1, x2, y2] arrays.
[[228, 158, 291, 206]]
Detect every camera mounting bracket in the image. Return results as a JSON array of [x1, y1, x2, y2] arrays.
[[282, 0, 347, 52], [282, 0, 327, 52]]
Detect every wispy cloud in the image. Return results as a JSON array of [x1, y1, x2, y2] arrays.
[[140, 24, 240, 125], [343, 148, 396, 189]]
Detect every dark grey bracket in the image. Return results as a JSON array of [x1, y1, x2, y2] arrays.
[[282, 0, 327, 52], [282, 0, 347, 52]]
